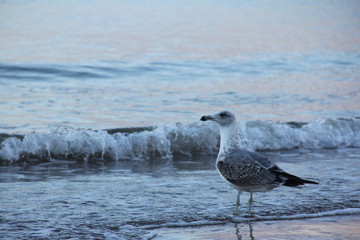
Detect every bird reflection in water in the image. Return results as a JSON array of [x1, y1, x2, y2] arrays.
[[235, 222, 255, 240]]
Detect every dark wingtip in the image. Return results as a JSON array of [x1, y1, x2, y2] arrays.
[[283, 177, 318, 187], [272, 168, 319, 187], [304, 179, 319, 185]]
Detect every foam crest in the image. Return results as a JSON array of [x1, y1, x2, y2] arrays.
[[0, 123, 218, 162], [1, 118, 359, 162], [246, 118, 360, 150]]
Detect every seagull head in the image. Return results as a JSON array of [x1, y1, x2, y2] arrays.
[[200, 111, 236, 126]]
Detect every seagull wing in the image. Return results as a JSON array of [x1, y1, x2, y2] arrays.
[[217, 149, 283, 186], [217, 149, 318, 187]]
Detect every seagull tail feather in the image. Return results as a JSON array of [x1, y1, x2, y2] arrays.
[[280, 172, 318, 187]]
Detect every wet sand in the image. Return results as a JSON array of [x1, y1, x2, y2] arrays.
[[155, 214, 360, 240]]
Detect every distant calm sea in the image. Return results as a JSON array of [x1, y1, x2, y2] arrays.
[[1, 1, 360, 239]]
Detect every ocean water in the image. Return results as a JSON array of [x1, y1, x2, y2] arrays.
[[1, 0, 360, 239]]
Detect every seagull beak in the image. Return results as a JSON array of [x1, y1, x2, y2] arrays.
[[200, 115, 213, 121]]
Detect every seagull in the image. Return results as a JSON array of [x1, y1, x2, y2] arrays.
[[200, 110, 318, 216]]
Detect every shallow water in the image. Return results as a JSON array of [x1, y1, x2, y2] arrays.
[[1, 149, 360, 239], [156, 215, 360, 240], [1, 1, 360, 239]]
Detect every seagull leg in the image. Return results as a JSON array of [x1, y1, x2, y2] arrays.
[[233, 190, 241, 216], [248, 192, 253, 215]]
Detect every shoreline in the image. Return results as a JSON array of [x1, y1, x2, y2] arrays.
[[154, 214, 360, 240]]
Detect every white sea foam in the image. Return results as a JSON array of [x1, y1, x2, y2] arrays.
[[246, 118, 360, 150], [144, 208, 360, 229], [1, 118, 359, 162], [231, 207, 360, 223]]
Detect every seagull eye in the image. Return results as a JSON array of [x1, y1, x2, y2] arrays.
[[220, 112, 228, 118]]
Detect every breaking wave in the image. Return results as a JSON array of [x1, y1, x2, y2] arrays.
[[1, 118, 359, 163]]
